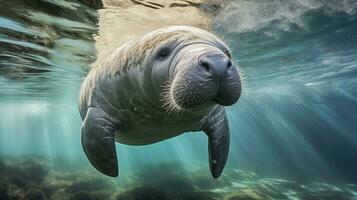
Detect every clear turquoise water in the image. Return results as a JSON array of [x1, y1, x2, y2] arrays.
[[214, 0, 357, 183], [0, 0, 357, 199]]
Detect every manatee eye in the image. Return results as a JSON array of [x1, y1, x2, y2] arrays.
[[157, 48, 171, 59], [224, 49, 231, 58]]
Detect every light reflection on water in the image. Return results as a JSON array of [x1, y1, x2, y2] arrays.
[[215, 0, 357, 182]]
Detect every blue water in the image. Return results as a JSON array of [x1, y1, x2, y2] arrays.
[[0, 0, 357, 199], [214, 0, 357, 183]]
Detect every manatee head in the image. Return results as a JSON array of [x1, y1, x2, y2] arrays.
[[142, 26, 241, 112]]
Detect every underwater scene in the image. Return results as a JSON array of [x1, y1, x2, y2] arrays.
[[0, 0, 357, 199]]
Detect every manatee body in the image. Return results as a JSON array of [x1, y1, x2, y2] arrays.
[[78, 26, 242, 178]]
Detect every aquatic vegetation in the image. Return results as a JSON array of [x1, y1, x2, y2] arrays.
[[0, 157, 356, 200]]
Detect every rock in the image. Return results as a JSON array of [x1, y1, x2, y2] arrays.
[[116, 184, 220, 200], [24, 189, 46, 200], [0, 157, 50, 185], [224, 189, 272, 200], [0, 157, 50, 200], [42, 169, 117, 199], [20, 159, 50, 184], [225, 169, 259, 181], [116, 163, 222, 200], [1, 157, 357, 200], [192, 170, 232, 190], [68, 175, 114, 192], [0, 182, 9, 200], [117, 185, 169, 200], [71, 191, 112, 200]]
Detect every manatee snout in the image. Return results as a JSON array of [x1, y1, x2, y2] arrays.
[[199, 53, 242, 106], [171, 51, 241, 109]]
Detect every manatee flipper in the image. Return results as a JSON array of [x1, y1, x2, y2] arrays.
[[81, 107, 119, 177], [202, 107, 230, 178]]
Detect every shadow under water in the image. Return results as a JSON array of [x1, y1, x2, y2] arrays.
[[0, 0, 357, 199]]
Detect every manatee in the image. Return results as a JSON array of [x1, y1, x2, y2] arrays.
[[78, 26, 242, 178]]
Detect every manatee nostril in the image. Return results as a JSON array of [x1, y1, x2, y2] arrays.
[[199, 54, 232, 75], [227, 60, 232, 69], [200, 62, 210, 72]]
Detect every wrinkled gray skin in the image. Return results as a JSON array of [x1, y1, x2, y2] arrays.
[[79, 26, 242, 178]]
